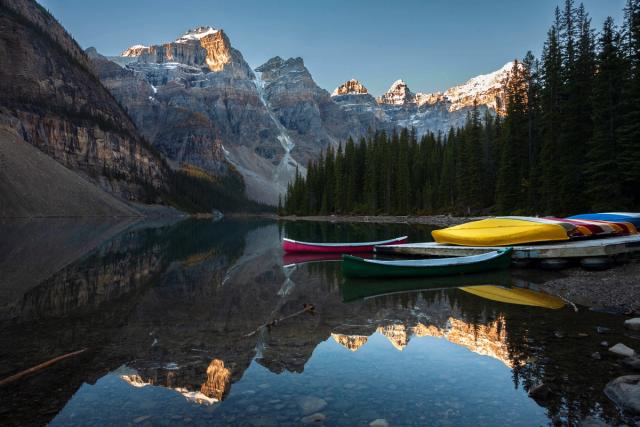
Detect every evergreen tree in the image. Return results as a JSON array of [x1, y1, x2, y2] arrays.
[[618, 0, 640, 206], [587, 17, 624, 209]]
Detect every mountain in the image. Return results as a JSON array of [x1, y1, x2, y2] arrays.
[[378, 79, 416, 105], [90, 26, 515, 205], [96, 30, 325, 204], [331, 62, 514, 138], [0, 0, 174, 216]]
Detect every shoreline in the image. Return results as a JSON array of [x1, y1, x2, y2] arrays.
[[269, 214, 487, 227]]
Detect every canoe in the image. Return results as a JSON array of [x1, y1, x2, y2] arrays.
[[341, 270, 512, 302], [341, 248, 512, 279], [432, 217, 581, 246], [546, 217, 631, 236], [282, 236, 408, 254], [568, 212, 640, 229], [460, 285, 565, 309]]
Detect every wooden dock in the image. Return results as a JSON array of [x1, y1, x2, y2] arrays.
[[375, 235, 640, 259]]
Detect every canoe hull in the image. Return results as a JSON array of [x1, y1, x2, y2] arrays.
[[432, 218, 572, 247], [282, 236, 408, 254], [342, 249, 512, 279]]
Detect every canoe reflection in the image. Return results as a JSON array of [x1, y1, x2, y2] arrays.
[[341, 270, 512, 302], [342, 270, 564, 309]]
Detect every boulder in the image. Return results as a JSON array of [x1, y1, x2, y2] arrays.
[[609, 343, 636, 357], [604, 375, 640, 415]]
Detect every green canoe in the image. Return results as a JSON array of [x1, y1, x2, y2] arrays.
[[341, 248, 513, 279]]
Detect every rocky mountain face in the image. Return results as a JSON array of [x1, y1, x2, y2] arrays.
[[92, 29, 314, 204], [91, 24, 514, 205], [0, 0, 170, 212], [332, 79, 369, 96]]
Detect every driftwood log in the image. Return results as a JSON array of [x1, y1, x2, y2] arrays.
[[0, 348, 88, 387]]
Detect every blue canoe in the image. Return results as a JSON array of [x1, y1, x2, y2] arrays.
[[568, 212, 640, 228]]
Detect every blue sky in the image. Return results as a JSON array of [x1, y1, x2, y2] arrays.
[[38, 0, 626, 95]]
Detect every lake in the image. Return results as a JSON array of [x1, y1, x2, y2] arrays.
[[0, 218, 635, 426]]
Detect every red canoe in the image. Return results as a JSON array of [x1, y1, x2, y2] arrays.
[[282, 236, 408, 254]]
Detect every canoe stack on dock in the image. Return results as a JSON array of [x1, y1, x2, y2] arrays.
[[431, 214, 638, 247], [377, 212, 640, 271]]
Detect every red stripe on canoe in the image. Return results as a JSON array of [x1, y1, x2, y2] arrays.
[[282, 236, 408, 254]]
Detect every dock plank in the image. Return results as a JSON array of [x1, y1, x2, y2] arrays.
[[375, 235, 640, 259]]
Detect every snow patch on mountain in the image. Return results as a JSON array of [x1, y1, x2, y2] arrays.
[[176, 26, 219, 43]]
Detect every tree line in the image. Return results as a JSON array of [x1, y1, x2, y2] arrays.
[[281, 0, 640, 216]]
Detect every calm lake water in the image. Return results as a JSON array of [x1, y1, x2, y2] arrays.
[[0, 218, 636, 426]]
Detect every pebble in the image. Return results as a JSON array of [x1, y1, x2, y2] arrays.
[[369, 419, 390, 427], [624, 318, 640, 331], [609, 343, 636, 357], [601, 341, 609, 347], [301, 412, 326, 424], [591, 352, 602, 360]]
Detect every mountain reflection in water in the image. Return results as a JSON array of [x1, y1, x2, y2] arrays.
[[0, 219, 635, 426]]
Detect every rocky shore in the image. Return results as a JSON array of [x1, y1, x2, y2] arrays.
[[537, 258, 640, 315]]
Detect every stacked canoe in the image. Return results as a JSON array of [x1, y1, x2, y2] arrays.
[[432, 213, 639, 247]]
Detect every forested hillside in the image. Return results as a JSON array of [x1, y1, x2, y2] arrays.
[[281, 0, 640, 216]]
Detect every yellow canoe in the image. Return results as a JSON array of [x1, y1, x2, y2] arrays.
[[432, 217, 575, 246], [460, 285, 566, 309]]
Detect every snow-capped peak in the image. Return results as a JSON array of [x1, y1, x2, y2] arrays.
[[390, 79, 406, 89], [121, 44, 149, 57], [438, 61, 515, 112], [378, 79, 415, 105], [444, 61, 514, 101], [176, 26, 219, 43], [332, 79, 369, 96]]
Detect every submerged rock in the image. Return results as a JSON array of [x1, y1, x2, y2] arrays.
[[369, 419, 390, 427], [609, 343, 636, 357], [604, 375, 640, 415], [298, 396, 327, 415]]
